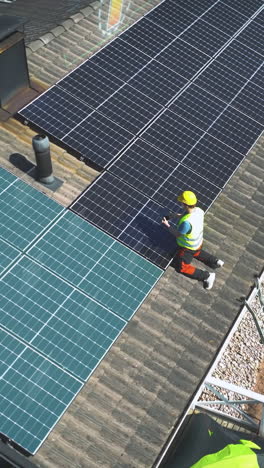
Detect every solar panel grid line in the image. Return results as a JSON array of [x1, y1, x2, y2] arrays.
[[0, 256, 127, 380], [0, 167, 17, 195], [0, 328, 84, 453], [221, 0, 264, 18]]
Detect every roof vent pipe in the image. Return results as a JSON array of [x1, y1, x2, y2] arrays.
[[32, 134, 55, 184]]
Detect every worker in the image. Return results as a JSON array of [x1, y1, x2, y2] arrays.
[[161, 190, 224, 290]]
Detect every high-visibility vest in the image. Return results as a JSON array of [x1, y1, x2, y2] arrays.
[[190, 439, 261, 468], [176, 207, 204, 250]]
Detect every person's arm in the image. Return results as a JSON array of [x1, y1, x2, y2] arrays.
[[162, 217, 191, 238]]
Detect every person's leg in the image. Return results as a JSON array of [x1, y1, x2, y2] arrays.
[[194, 247, 219, 269], [174, 247, 209, 281]]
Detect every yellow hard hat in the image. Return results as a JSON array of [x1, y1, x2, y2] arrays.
[[177, 190, 197, 205]]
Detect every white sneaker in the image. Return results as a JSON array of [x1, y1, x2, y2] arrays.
[[203, 272, 216, 290], [216, 259, 224, 268]]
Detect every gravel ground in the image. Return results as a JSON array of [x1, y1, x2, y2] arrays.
[[200, 277, 264, 420]]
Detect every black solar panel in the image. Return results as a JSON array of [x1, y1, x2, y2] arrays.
[[70, 172, 177, 269], [141, 110, 204, 161], [97, 84, 162, 134], [168, 84, 227, 131], [19, 87, 93, 139], [251, 64, 264, 87], [152, 164, 221, 212], [222, 0, 264, 17], [146, 1, 197, 36], [201, 3, 248, 35], [183, 134, 244, 187], [89, 38, 151, 81], [57, 61, 124, 108], [62, 112, 134, 168], [180, 19, 229, 56], [194, 61, 247, 102], [254, 8, 264, 26], [208, 106, 264, 154], [174, 0, 217, 16], [109, 139, 178, 198], [232, 81, 264, 125], [119, 17, 175, 57], [155, 38, 210, 79], [216, 40, 264, 79], [236, 21, 264, 57], [127, 60, 188, 106]]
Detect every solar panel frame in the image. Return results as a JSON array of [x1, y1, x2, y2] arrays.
[[57, 60, 125, 108], [140, 109, 204, 161], [19, 86, 94, 140], [0, 167, 17, 193], [28, 210, 162, 320], [96, 84, 163, 135], [193, 61, 248, 102], [127, 60, 188, 106], [0, 256, 126, 380], [231, 81, 264, 126], [0, 327, 83, 454], [62, 111, 134, 169], [0, 239, 21, 275], [236, 20, 264, 57], [119, 16, 176, 57], [201, 2, 248, 35], [0, 179, 64, 250], [207, 106, 264, 154], [155, 38, 210, 79], [182, 133, 245, 188], [221, 0, 264, 18], [145, 0, 198, 36], [168, 84, 227, 131], [251, 64, 264, 88], [216, 39, 264, 79], [179, 18, 230, 56]]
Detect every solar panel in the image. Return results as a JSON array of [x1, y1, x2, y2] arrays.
[[96, 84, 162, 134], [88, 38, 151, 81], [201, 2, 248, 35], [156, 38, 210, 79], [0, 239, 20, 275], [173, 0, 217, 16], [237, 20, 264, 57], [232, 81, 264, 126], [0, 167, 16, 193], [251, 64, 264, 87], [146, 1, 197, 36], [28, 211, 162, 320], [108, 139, 178, 198], [208, 106, 264, 154], [222, 0, 264, 18], [19, 87, 94, 140], [57, 60, 125, 108], [127, 60, 188, 106], [182, 133, 244, 187], [119, 17, 176, 57], [0, 256, 126, 380], [0, 179, 64, 250], [180, 19, 230, 56], [194, 61, 247, 102], [62, 112, 134, 168], [152, 164, 221, 212], [70, 172, 177, 269], [216, 39, 264, 79], [254, 8, 264, 26], [0, 328, 83, 454], [141, 109, 204, 161], [168, 84, 227, 131]]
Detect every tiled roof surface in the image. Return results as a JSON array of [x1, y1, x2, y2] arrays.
[[0, 1, 264, 467]]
